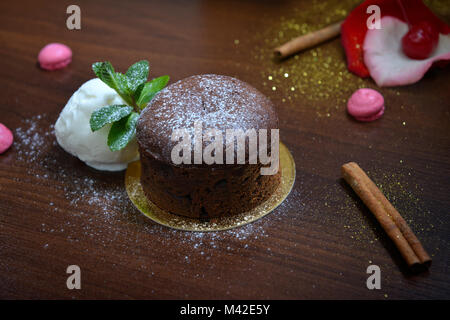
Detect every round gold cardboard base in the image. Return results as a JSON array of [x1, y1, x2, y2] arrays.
[[125, 142, 295, 231]]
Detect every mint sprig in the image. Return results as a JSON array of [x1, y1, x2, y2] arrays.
[[108, 112, 140, 151], [90, 105, 133, 132], [136, 75, 169, 110], [92, 62, 133, 106], [125, 60, 149, 92], [90, 60, 169, 151]]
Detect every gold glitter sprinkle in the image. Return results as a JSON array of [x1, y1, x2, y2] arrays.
[[425, 0, 450, 16], [310, 161, 439, 265], [272, 86, 277, 91], [268, 75, 273, 80], [250, 0, 372, 117], [402, 121, 406, 126], [284, 73, 289, 78], [234, 39, 240, 45]]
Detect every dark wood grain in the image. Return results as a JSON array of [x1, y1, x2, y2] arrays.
[[0, 0, 449, 299]]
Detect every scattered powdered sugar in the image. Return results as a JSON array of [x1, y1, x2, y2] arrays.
[[14, 114, 130, 220], [11, 113, 294, 274], [15, 114, 51, 163]]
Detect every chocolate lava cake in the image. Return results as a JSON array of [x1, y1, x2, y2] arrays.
[[136, 74, 280, 219]]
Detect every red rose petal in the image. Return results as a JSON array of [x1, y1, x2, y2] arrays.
[[341, 0, 450, 77], [364, 16, 450, 87]]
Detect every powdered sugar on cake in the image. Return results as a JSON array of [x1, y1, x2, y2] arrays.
[[137, 74, 278, 163]]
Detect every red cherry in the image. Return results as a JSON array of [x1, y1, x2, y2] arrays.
[[402, 21, 439, 60]]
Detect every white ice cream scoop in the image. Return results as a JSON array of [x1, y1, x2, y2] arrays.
[[55, 78, 139, 171]]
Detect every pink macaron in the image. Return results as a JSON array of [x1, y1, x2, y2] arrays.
[[347, 88, 385, 122], [38, 43, 72, 70], [0, 123, 13, 154]]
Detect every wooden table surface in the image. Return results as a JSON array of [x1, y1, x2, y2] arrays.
[[1, 0, 449, 299]]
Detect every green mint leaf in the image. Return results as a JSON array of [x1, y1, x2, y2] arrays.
[[92, 62, 103, 76], [114, 72, 133, 105], [107, 112, 139, 151], [92, 61, 118, 89], [136, 75, 170, 109], [133, 82, 146, 103], [92, 62, 134, 106], [125, 60, 149, 93], [90, 105, 133, 132]]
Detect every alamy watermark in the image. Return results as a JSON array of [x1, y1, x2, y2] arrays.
[[66, 5, 81, 30], [171, 121, 279, 175], [66, 265, 81, 289], [366, 5, 381, 30], [366, 264, 381, 290]]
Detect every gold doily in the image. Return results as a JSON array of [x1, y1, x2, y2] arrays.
[[125, 142, 295, 231]]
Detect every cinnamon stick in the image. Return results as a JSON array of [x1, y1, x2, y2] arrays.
[[274, 21, 343, 58], [341, 162, 431, 268]]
